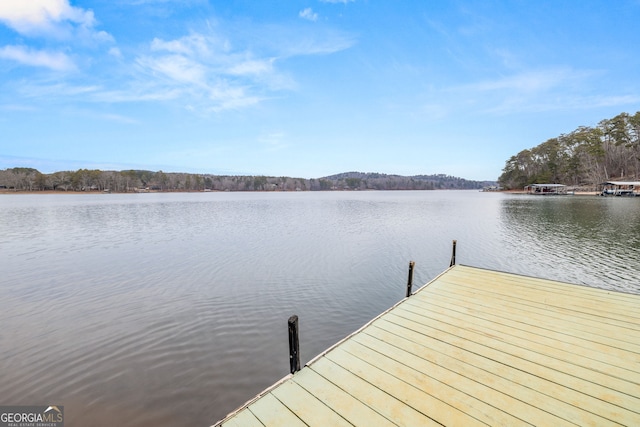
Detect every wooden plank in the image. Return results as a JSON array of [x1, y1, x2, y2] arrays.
[[247, 393, 307, 427], [434, 276, 640, 330], [399, 297, 640, 383], [408, 290, 640, 358], [366, 320, 631, 426], [444, 266, 635, 301], [351, 329, 576, 426], [270, 378, 352, 427], [447, 266, 640, 307], [404, 292, 640, 369], [324, 345, 489, 427], [292, 362, 397, 427], [219, 409, 264, 427], [433, 271, 640, 322], [309, 357, 441, 427], [438, 272, 640, 319], [384, 309, 640, 417], [334, 339, 530, 426], [434, 278, 640, 339]]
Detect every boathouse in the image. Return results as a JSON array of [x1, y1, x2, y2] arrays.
[[212, 264, 640, 427], [524, 183, 568, 195], [599, 181, 640, 196]]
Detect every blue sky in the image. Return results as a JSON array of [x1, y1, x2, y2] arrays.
[[1, 1, 640, 181]]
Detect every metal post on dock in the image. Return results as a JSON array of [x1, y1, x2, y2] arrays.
[[406, 261, 415, 297], [449, 240, 457, 267], [288, 315, 300, 374]]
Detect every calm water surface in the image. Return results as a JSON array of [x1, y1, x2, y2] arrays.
[[1, 191, 639, 426]]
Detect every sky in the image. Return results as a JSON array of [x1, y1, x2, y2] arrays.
[[1, 1, 640, 181]]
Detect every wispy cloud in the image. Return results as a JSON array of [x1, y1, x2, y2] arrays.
[[0, 12, 355, 115], [228, 58, 275, 76], [108, 47, 122, 58], [128, 28, 341, 111], [0, 45, 75, 71], [150, 33, 213, 56], [463, 68, 584, 93], [442, 68, 594, 114], [277, 32, 356, 57], [500, 94, 640, 114], [417, 67, 638, 117], [299, 8, 318, 22], [137, 54, 207, 85], [19, 82, 101, 98]]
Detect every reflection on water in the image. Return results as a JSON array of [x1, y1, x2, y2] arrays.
[[0, 191, 638, 426], [500, 196, 640, 292]]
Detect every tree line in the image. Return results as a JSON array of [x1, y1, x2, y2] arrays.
[[498, 111, 640, 189], [0, 168, 493, 192]]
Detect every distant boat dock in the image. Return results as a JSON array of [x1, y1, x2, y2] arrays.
[[213, 262, 640, 426], [599, 181, 640, 197], [524, 183, 569, 195]]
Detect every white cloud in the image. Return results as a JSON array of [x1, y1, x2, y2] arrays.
[[132, 33, 277, 111], [443, 68, 639, 115], [207, 84, 262, 112], [467, 69, 578, 93], [151, 34, 212, 56], [108, 47, 122, 58], [0, 0, 92, 33], [299, 8, 318, 22], [0, 20, 353, 114], [127, 27, 355, 112], [0, 0, 112, 43], [584, 94, 640, 108], [0, 45, 75, 71], [18, 83, 100, 98], [137, 54, 206, 85], [228, 58, 274, 76], [92, 87, 183, 103], [278, 31, 356, 57]]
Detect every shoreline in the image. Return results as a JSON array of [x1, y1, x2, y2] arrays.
[[1, 188, 601, 196]]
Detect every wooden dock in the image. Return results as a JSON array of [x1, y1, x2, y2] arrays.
[[213, 264, 640, 426]]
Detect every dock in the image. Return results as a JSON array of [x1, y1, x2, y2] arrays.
[[213, 264, 640, 426], [524, 183, 569, 195]]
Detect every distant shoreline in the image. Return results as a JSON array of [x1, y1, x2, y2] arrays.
[[1, 188, 601, 196], [0, 188, 476, 195]]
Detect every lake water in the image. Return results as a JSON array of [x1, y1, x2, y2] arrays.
[[1, 190, 639, 426]]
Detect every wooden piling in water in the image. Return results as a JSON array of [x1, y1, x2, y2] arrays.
[[406, 261, 415, 297], [449, 239, 457, 267], [288, 315, 300, 374]]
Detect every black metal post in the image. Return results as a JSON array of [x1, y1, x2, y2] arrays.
[[288, 315, 300, 374], [449, 240, 457, 267], [406, 261, 415, 297]]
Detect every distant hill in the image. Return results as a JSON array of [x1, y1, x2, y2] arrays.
[[0, 167, 496, 192], [320, 172, 496, 190]]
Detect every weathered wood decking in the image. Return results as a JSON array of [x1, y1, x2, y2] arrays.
[[213, 264, 640, 426]]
